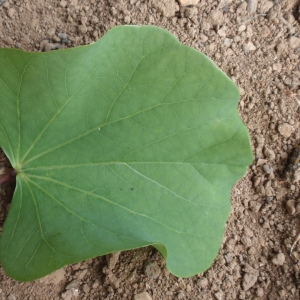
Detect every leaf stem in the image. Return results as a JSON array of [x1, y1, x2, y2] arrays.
[[0, 168, 17, 185]]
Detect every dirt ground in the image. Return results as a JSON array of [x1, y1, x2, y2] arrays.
[[0, 0, 300, 299]]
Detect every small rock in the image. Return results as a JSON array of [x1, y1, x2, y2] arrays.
[[264, 147, 275, 161], [248, 246, 257, 255], [257, 158, 268, 166], [61, 289, 79, 300], [52, 35, 61, 43], [58, 32, 69, 43], [178, 0, 199, 6], [286, 200, 297, 215], [3, 36, 14, 46], [289, 36, 300, 49], [124, 15, 131, 23], [247, 0, 257, 14], [293, 168, 300, 182], [278, 123, 293, 138], [151, 0, 179, 17], [60, 0, 67, 8], [257, 287, 264, 297], [184, 7, 197, 18], [238, 25, 246, 32], [218, 27, 227, 37], [261, 1, 274, 13], [244, 227, 253, 237], [78, 24, 87, 35], [133, 292, 152, 300], [242, 273, 258, 291], [252, 176, 261, 187], [0, 0, 7, 6], [272, 63, 282, 72], [208, 10, 223, 26], [276, 42, 285, 56], [143, 261, 161, 279], [271, 253, 285, 265], [47, 27, 56, 38], [107, 251, 121, 270], [224, 38, 232, 47], [40, 41, 49, 51], [244, 42, 256, 51], [197, 277, 208, 287], [236, 2, 247, 16], [263, 164, 273, 174], [75, 269, 88, 280], [260, 25, 271, 38], [214, 291, 223, 300], [65, 279, 80, 290], [7, 8, 16, 18], [20, 34, 31, 45], [200, 33, 208, 42]]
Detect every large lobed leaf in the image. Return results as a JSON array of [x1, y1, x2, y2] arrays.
[[0, 26, 253, 281]]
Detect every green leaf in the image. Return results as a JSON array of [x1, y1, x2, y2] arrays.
[[0, 26, 253, 281]]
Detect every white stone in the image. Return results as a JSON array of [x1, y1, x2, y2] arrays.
[[244, 42, 256, 51], [278, 123, 293, 138]]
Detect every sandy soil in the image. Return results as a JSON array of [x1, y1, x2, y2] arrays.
[[0, 0, 300, 299]]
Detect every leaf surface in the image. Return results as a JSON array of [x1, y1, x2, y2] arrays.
[[0, 26, 253, 281]]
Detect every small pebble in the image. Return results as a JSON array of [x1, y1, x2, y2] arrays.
[[197, 278, 208, 287], [292, 169, 300, 182], [264, 147, 275, 161], [271, 253, 285, 265], [257, 158, 268, 166], [7, 8, 16, 18], [58, 32, 69, 43], [242, 273, 258, 291], [214, 291, 223, 300], [151, 0, 178, 17], [244, 42, 256, 51], [133, 292, 152, 300], [238, 25, 246, 32], [263, 164, 273, 174], [286, 199, 296, 215], [208, 10, 223, 26], [272, 63, 282, 72], [224, 38, 232, 47], [178, 0, 199, 6], [52, 35, 61, 43], [247, 0, 257, 13], [278, 123, 293, 138], [144, 261, 161, 279], [289, 36, 300, 49], [261, 1, 273, 13], [107, 251, 121, 270], [60, 0, 67, 8], [65, 279, 80, 290], [78, 24, 87, 34]]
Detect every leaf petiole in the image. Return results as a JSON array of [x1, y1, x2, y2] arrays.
[[0, 168, 16, 185]]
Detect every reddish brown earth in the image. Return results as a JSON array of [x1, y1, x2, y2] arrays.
[[0, 0, 300, 299]]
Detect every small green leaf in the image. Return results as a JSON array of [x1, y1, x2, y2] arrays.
[[0, 26, 253, 281]]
